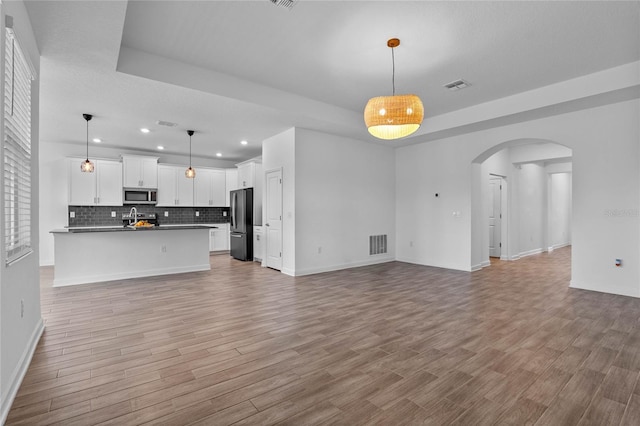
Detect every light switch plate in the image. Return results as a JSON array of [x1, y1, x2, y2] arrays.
[[69, 211, 75, 218], [164, 211, 169, 217]]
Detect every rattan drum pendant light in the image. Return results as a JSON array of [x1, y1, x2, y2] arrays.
[[185, 130, 196, 178], [364, 38, 424, 140]]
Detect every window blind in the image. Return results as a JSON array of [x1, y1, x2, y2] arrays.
[[4, 26, 35, 264]]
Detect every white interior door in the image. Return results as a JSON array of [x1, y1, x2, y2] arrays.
[[489, 177, 502, 258], [265, 169, 282, 270]]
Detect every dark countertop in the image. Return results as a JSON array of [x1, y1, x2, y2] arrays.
[[51, 224, 219, 234]]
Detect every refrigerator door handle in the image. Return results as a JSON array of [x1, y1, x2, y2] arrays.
[[230, 234, 242, 238], [231, 192, 236, 229]]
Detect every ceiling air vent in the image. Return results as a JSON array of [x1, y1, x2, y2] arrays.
[[444, 79, 470, 91], [156, 120, 177, 127], [268, 0, 295, 10]]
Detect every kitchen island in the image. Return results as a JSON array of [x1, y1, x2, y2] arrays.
[[50, 225, 215, 286]]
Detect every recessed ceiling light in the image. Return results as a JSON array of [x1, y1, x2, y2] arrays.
[[92, 138, 101, 143], [240, 140, 248, 145], [140, 128, 150, 134], [216, 152, 222, 157], [157, 145, 164, 150]]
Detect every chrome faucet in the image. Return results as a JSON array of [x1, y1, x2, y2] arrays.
[[129, 206, 137, 226]]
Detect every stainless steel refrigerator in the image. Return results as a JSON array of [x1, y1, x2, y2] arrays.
[[230, 188, 253, 261]]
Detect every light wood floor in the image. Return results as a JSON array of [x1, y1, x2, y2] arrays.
[[7, 247, 640, 425]]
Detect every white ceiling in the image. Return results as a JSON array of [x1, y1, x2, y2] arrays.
[[24, 0, 640, 163]]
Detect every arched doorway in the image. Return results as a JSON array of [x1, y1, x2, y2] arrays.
[[470, 138, 573, 270]]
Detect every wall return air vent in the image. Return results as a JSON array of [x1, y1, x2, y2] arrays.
[[369, 235, 388, 255]]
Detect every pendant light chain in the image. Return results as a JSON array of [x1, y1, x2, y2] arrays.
[[189, 133, 192, 167], [86, 118, 89, 160]]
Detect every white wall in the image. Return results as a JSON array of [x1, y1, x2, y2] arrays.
[[397, 98, 639, 297], [549, 172, 572, 249], [262, 128, 395, 276], [262, 128, 296, 275], [510, 143, 572, 164], [294, 129, 395, 275], [39, 141, 236, 266], [1, 1, 43, 422], [396, 137, 472, 270], [516, 163, 547, 256]]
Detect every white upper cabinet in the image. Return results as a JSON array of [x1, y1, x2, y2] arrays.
[[68, 158, 123, 206], [157, 164, 194, 207], [235, 158, 263, 226], [194, 168, 226, 207], [122, 155, 158, 188], [237, 161, 256, 188], [225, 168, 238, 207], [96, 161, 124, 205]]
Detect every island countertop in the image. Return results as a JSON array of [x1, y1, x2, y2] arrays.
[[50, 224, 220, 233]]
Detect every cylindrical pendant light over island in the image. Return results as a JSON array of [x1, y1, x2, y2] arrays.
[[364, 38, 424, 140]]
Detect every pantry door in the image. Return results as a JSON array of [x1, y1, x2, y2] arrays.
[[265, 169, 282, 270]]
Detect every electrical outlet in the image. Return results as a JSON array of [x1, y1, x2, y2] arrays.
[[223, 211, 227, 217], [20, 299, 24, 318], [195, 211, 200, 217], [164, 211, 169, 217], [410, 241, 414, 247], [161, 245, 167, 253], [111, 211, 116, 218], [69, 211, 75, 218], [318, 246, 322, 254]]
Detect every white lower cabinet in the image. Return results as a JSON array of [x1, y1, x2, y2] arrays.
[[209, 223, 230, 252], [253, 226, 263, 262]]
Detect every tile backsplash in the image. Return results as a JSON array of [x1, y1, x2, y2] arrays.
[[68, 205, 230, 227]]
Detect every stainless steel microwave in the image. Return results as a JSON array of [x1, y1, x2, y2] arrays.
[[123, 188, 157, 205]]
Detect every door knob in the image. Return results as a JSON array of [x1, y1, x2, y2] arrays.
[[266, 223, 270, 226]]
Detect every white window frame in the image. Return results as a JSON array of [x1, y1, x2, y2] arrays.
[[3, 22, 36, 265]]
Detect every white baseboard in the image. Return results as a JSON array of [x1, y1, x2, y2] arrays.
[[293, 256, 395, 276], [53, 264, 211, 287], [395, 257, 472, 272], [1, 319, 44, 425], [471, 260, 491, 271], [518, 248, 544, 258], [550, 242, 571, 251], [570, 280, 639, 298], [281, 267, 295, 276]]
